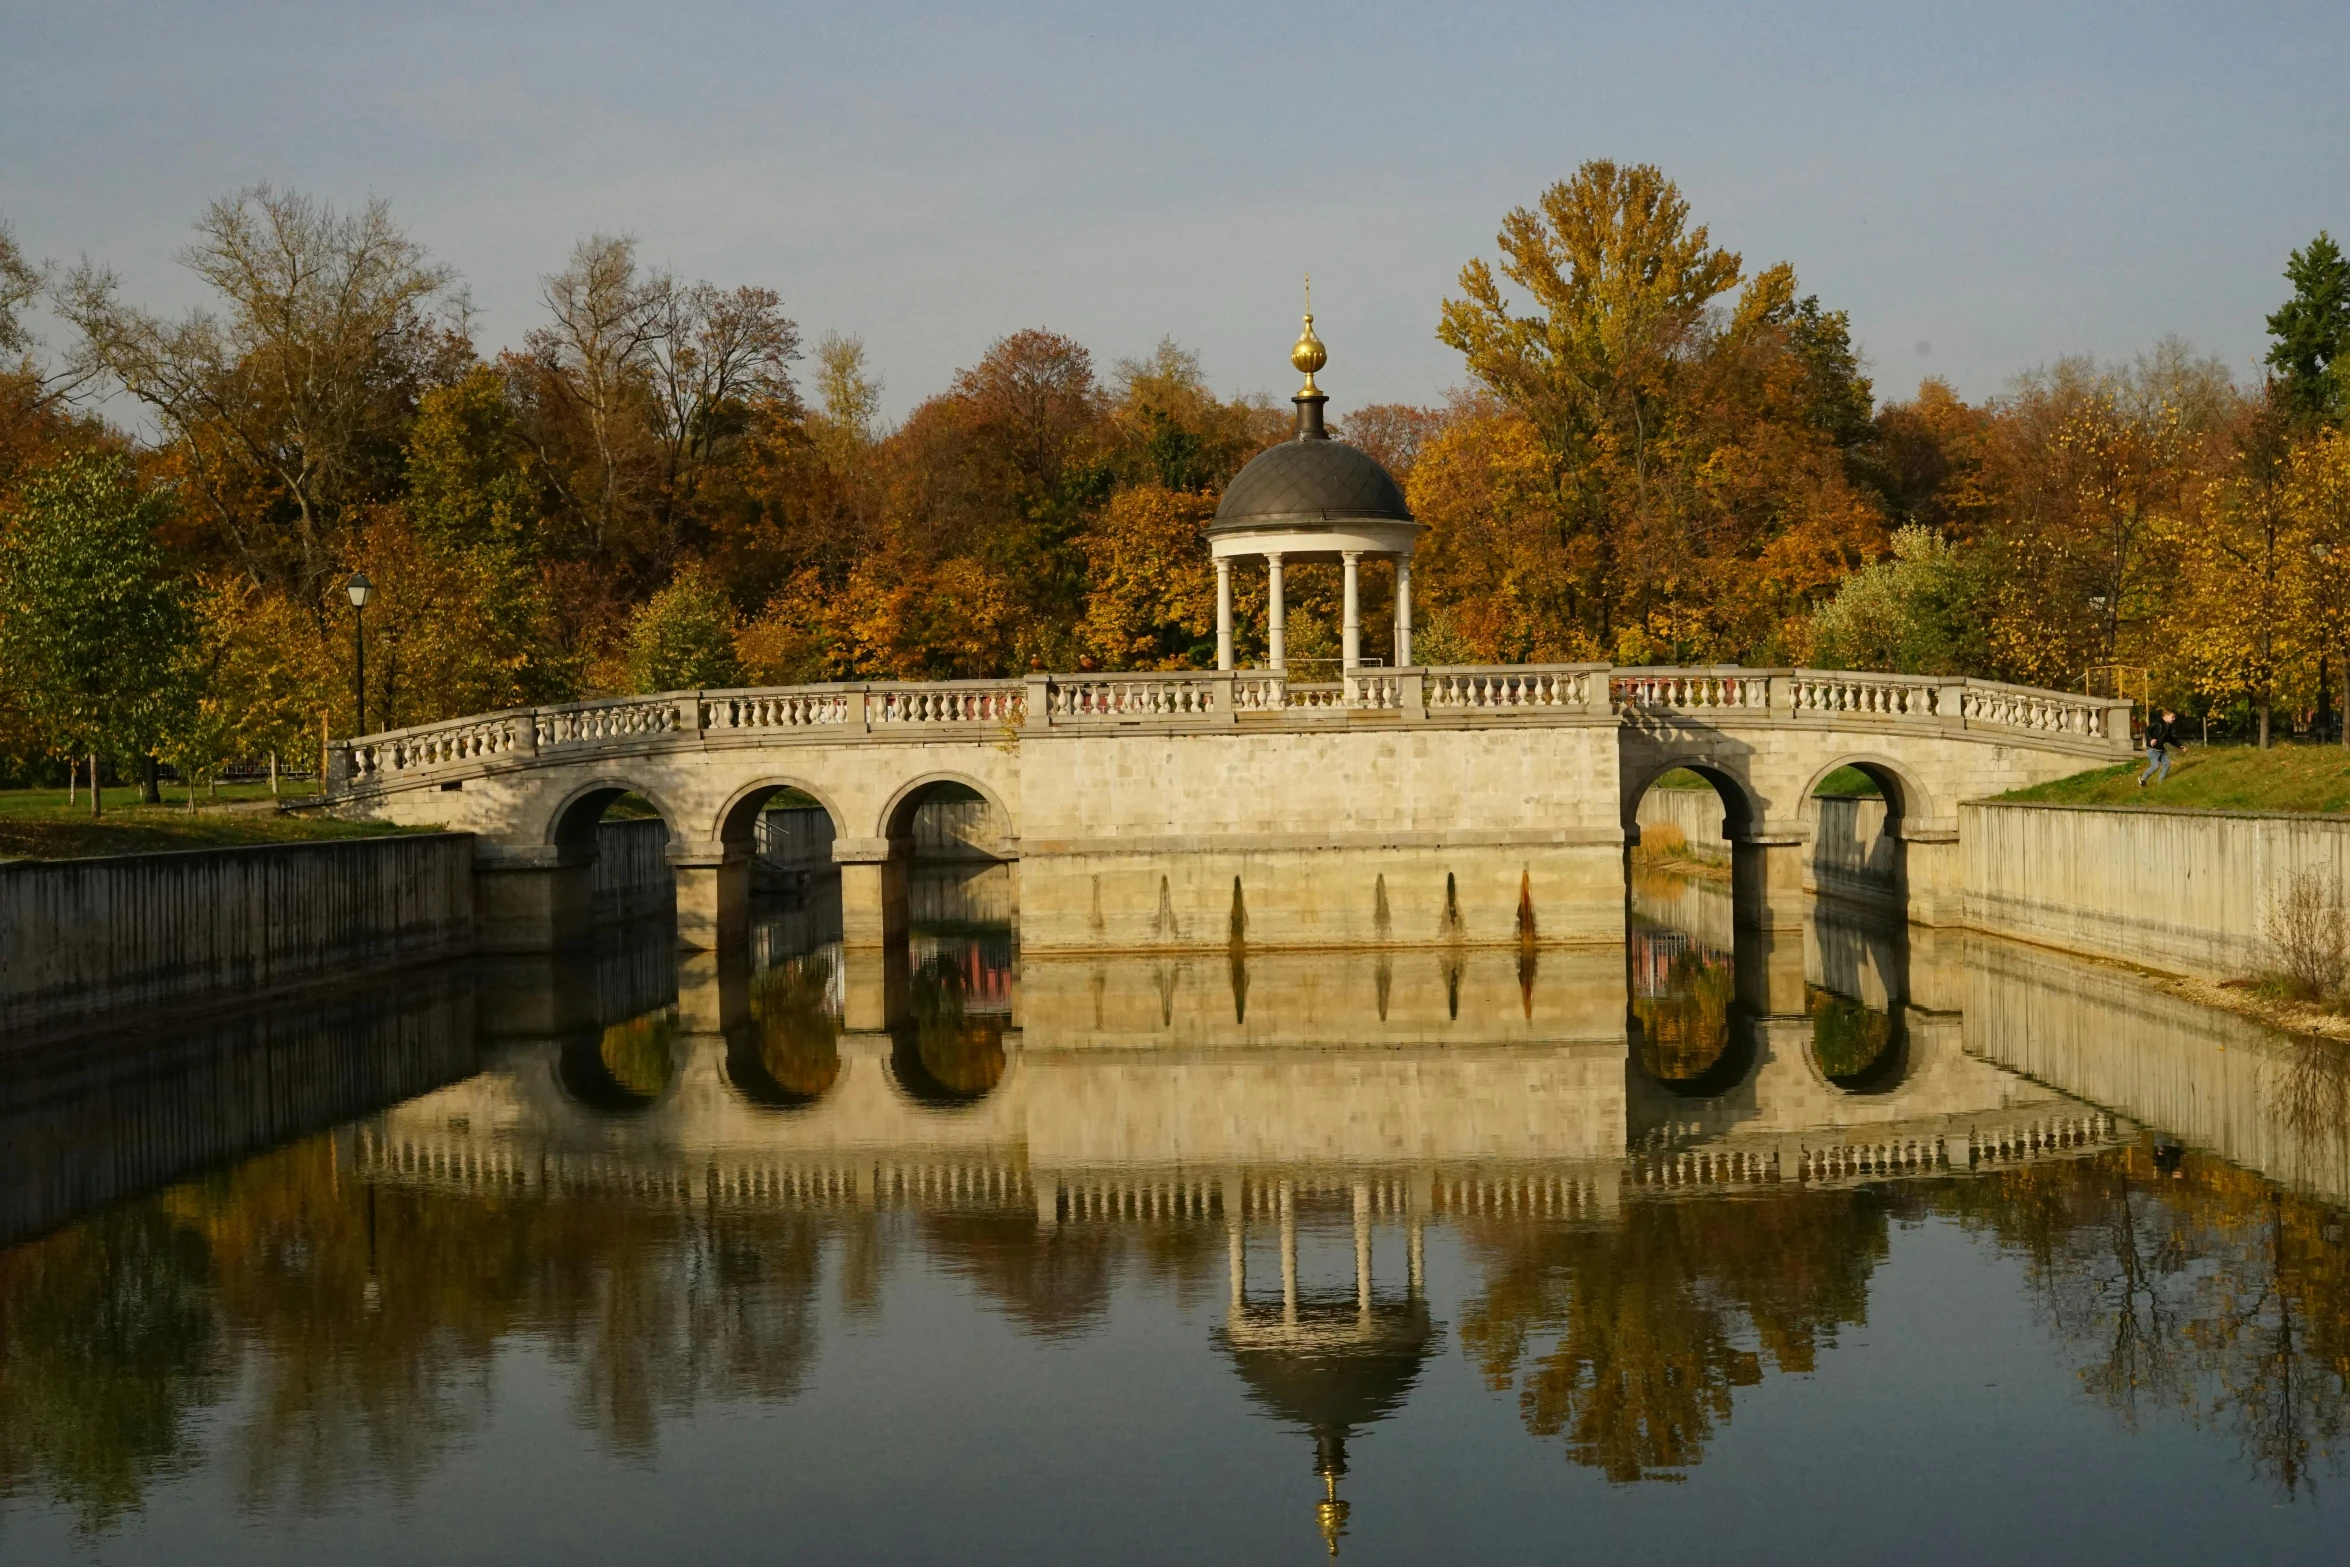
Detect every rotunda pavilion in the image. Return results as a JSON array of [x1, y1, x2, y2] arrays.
[[1208, 307, 1422, 674]]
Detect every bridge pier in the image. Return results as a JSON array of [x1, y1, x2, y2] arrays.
[[1730, 830, 1809, 932], [834, 836, 909, 950], [475, 846, 596, 953], [670, 841, 750, 952], [1895, 821, 1965, 927]]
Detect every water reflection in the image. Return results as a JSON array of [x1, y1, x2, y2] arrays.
[[6, 860, 2350, 1557]]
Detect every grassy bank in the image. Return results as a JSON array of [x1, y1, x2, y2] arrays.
[[0, 785, 430, 860], [1998, 745, 2350, 814]]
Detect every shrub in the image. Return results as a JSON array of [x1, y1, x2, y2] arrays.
[[2264, 870, 2348, 1003]]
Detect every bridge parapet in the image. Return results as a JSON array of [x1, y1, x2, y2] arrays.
[[333, 663, 2127, 797]]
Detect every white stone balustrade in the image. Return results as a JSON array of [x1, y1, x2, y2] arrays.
[[329, 662, 2132, 792]]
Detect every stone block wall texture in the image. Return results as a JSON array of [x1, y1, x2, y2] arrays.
[[1963, 803, 2350, 982], [0, 833, 476, 1037]]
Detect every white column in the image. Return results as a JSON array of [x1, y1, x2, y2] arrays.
[[1215, 557, 1234, 672], [1341, 551, 1361, 673], [1352, 1180, 1372, 1319], [1266, 553, 1287, 673], [1279, 1178, 1298, 1327], [1394, 554, 1414, 668], [1227, 1200, 1245, 1313]]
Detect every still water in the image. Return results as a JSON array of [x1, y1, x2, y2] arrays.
[[5, 862, 2350, 1564]]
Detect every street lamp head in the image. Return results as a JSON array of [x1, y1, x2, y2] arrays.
[[347, 571, 372, 609], [2314, 542, 2334, 561]]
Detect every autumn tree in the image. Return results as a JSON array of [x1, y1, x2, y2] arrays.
[[1075, 484, 1218, 668], [60, 188, 457, 596], [619, 563, 743, 693], [1435, 162, 1885, 663]]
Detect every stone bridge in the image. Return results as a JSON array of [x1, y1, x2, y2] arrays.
[[328, 664, 2133, 951]]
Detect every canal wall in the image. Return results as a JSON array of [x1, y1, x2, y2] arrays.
[[0, 833, 478, 1038], [1963, 802, 2350, 982]]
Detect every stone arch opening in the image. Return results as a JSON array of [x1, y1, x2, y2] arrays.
[[540, 779, 687, 929], [1624, 762, 1759, 870], [716, 777, 849, 899], [1800, 756, 1925, 912], [878, 774, 1017, 942]]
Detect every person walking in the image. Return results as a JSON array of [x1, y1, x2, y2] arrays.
[[2139, 707, 2179, 787]]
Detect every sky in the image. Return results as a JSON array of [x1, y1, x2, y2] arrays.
[[5, 1, 2346, 424]]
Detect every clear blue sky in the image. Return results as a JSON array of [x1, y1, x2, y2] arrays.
[[6, 1, 2345, 421]]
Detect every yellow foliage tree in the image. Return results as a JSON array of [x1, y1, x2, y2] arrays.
[[1074, 484, 1216, 669]]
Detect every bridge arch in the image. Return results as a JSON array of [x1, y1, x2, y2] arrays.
[[544, 776, 689, 848], [714, 775, 851, 850], [877, 770, 1017, 853], [1620, 757, 1761, 843], [1794, 753, 1936, 828]]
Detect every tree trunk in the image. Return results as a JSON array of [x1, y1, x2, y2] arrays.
[[67, 759, 76, 806], [89, 753, 101, 818], [270, 750, 280, 795], [2259, 699, 2272, 750], [141, 754, 162, 805]]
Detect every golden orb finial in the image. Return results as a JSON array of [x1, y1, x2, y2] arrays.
[[1291, 274, 1326, 394]]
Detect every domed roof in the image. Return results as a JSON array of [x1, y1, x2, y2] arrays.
[[1211, 438, 1412, 533], [1208, 303, 1413, 536]]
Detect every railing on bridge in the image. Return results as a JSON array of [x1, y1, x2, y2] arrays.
[[333, 665, 2132, 792]]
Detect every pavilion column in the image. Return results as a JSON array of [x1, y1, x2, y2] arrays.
[[1215, 557, 1234, 671], [1341, 551, 1362, 673], [1266, 552, 1287, 672], [1279, 1179, 1298, 1326], [1394, 554, 1414, 668], [1352, 1180, 1372, 1321]]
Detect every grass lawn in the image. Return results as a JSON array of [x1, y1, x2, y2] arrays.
[[0, 783, 435, 860], [1998, 744, 2350, 814]]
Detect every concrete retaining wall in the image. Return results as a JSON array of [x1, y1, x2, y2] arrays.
[[0, 833, 477, 1038], [595, 816, 673, 920], [1964, 802, 2350, 982]]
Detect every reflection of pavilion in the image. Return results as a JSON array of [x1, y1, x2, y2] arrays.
[[1213, 1179, 1437, 1557]]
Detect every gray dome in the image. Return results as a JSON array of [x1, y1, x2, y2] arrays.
[[1210, 437, 1412, 534]]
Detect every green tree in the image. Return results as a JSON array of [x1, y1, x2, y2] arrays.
[[0, 454, 192, 788], [620, 563, 742, 692], [2266, 233, 2350, 426], [1808, 524, 1987, 674]]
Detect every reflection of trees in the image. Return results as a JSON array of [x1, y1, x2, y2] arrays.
[[896, 950, 1006, 1101], [1806, 986, 1895, 1084], [1631, 938, 1734, 1084], [915, 1211, 1226, 1337], [0, 1205, 222, 1533], [1457, 1191, 1888, 1481], [1948, 1146, 2350, 1497], [0, 1131, 832, 1529], [599, 1009, 678, 1099], [746, 954, 842, 1099]]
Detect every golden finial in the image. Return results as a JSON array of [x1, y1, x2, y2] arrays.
[[1315, 1469, 1349, 1557], [1291, 274, 1326, 395]]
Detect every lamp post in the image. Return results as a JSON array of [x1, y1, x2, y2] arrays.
[[347, 572, 372, 735]]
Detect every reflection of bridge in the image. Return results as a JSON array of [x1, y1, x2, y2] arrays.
[[346, 922, 2124, 1222], [325, 666, 2131, 952]]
